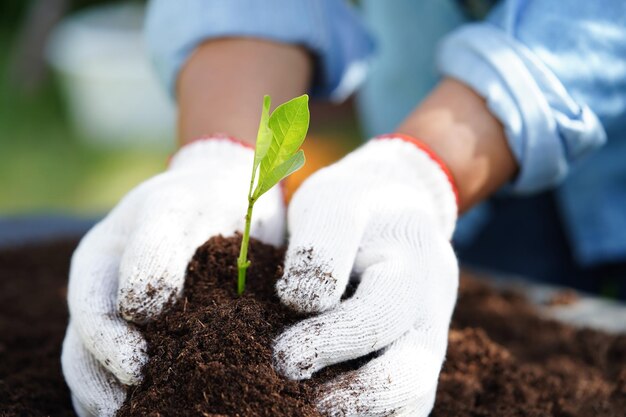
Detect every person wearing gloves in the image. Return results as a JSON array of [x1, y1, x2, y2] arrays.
[[61, 0, 626, 416]]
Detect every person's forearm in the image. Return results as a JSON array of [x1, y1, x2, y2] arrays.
[[397, 78, 518, 213], [177, 38, 313, 146]]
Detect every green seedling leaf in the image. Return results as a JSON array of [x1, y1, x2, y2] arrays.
[[238, 94, 309, 295], [260, 94, 309, 179], [254, 150, 305, 199], [253, 95, 272, 170]]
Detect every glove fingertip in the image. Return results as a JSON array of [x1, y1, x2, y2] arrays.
[[315, 372, 366, 417], [276, 274, 341, 314], [277, 246, 346, 313], [112, 344, 148, 386], [272, 326, 322, 381], [117, 272, 181, 324]]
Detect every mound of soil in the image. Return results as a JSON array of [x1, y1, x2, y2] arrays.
[[434, 278, 626, 416], [117, 235, 356, 417], [1, 236, 625, 416]]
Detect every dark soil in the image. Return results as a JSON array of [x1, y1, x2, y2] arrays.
[[1, 237, 625, 416], [0, 239, 76, 417], [434, 276, 626, 416]]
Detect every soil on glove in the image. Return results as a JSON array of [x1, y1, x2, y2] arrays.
[[1, 237, 625, 416]]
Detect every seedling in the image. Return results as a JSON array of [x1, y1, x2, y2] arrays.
[[237, 94, 310, 294]]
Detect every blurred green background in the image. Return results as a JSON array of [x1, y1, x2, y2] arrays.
[[1, 0, 170, 216], [0, 73, 171, 215], [0, 0, 361, 217]]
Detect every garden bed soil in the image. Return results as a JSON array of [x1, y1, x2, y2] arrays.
[[1, 237, 625, 416], [0, 239, 76, 417]]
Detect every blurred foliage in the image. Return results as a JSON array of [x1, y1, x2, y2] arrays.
[[0, 28, 170, 216], [0, 0, 143, 28]]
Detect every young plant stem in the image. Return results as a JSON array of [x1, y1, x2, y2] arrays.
[[236, 199, 254, 295], [237, 167, 257, 295]]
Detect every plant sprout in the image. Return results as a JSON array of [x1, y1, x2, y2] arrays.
[[237, 94, 310, 294]]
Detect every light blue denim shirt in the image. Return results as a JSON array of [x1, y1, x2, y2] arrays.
[[145, 0, 626, 266]]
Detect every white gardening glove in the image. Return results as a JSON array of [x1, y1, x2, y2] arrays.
[[61, 137, 285, 417], [273, 135, 459, 417]]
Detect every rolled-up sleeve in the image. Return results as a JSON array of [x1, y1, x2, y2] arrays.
[[437, 0, 626, 194], [144, 0, 374, 101]]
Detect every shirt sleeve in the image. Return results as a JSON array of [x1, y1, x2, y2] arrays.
[[437, 0, 626, 194], [144, 0, 374, 101]]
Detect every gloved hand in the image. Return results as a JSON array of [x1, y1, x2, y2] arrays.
[[273, 135, 459, 417], [61, 137, 285, 417]]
